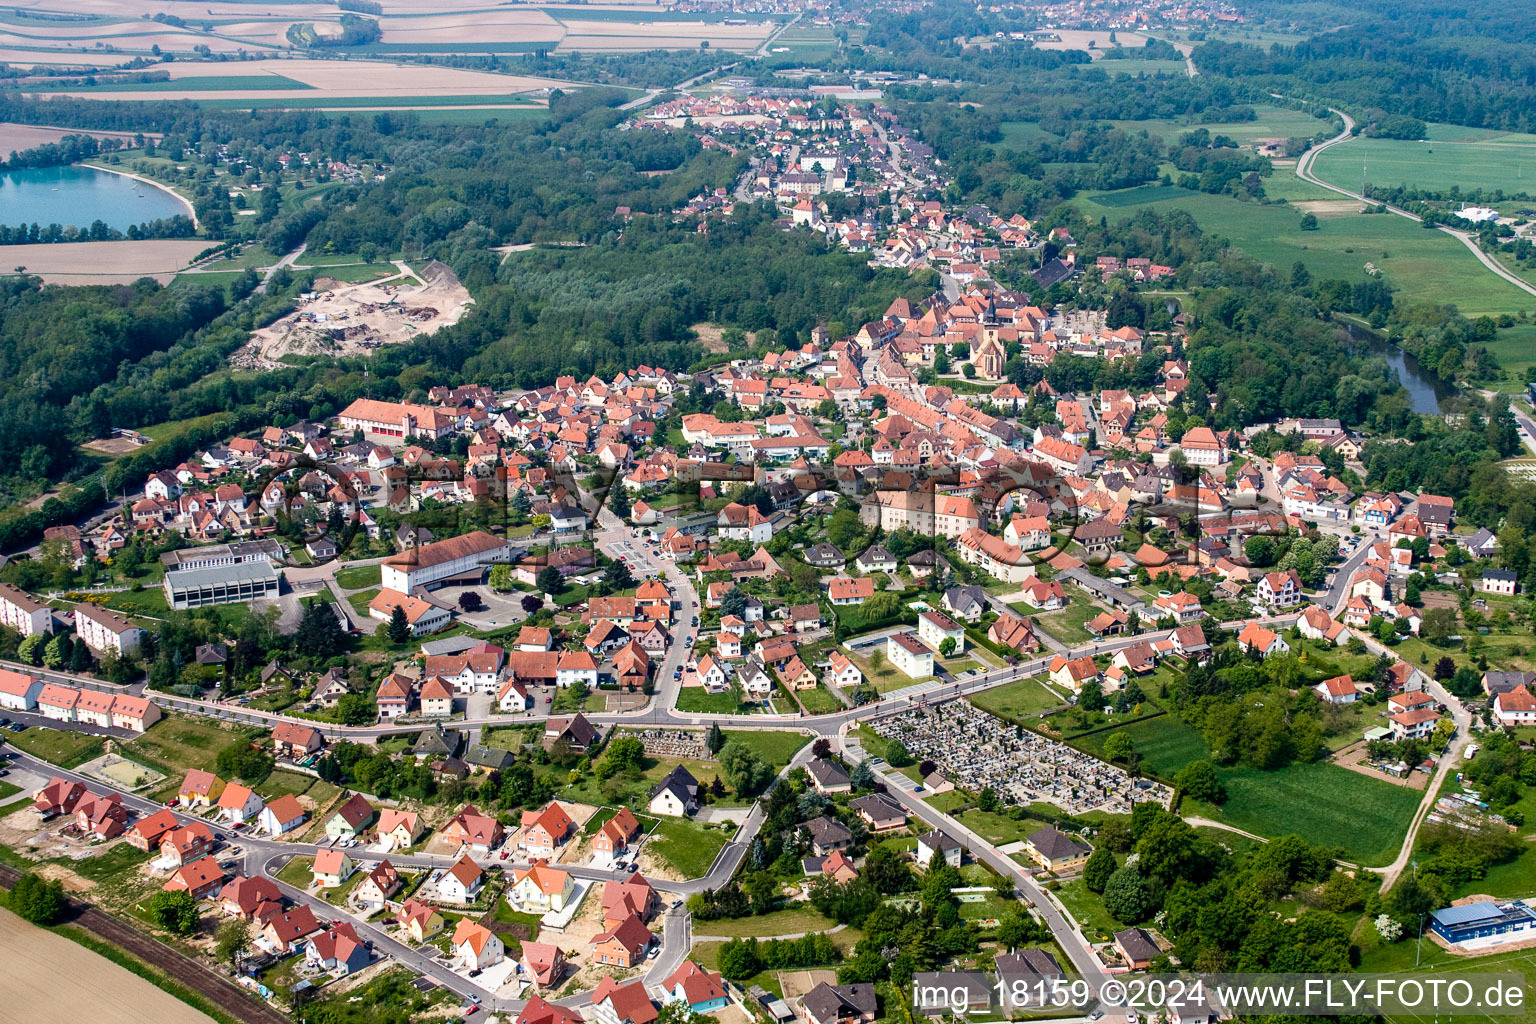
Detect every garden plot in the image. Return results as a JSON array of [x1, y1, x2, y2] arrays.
[[235, 260, 472, 368]]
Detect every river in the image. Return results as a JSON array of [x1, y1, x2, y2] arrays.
[[1344, 322, 1456, 415], [0, 164, 191, 232]]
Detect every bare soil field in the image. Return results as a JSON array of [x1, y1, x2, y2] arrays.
[[0, 906, 216, 1024], [45, 58, 576, 103], [0, 238, 209, 284], [1, 0, 764, 57], [1032, 29, 1150, 56], [778, 968, 838, 1003], [0, 49, 125, 66], [1294, 199, 1362, 217], [237, 260, 472, 368], [0, 29, 279, 54], [0, 122, 148, 156]]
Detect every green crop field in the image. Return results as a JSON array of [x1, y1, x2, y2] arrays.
[[1073, 186, 1534, 317], [1312, 135, 1536, 197], [1071, 715, 1419, 864], [1107, 104, 1336, 145]]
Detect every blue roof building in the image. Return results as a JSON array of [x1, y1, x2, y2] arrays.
[[1429, 901, 1536, 949]]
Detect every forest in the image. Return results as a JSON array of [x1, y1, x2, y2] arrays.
[[1193, 0, 1536, 131]]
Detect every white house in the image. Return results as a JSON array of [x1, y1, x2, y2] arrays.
[[0, 669, 41, 711], [1494, 687, 1536, 726], [824, 651, 863, 689], [916, 610, 966, 655], [1314, 675, 1357, 705], [1257, 569, 1303, 609], [888, 632, 934, 679]]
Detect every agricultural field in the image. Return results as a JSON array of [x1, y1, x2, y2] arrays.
[[1106, 105, 1337, 146], [0, 238, 210, 285], [1070, 714, 1420, 864], [32, 58, 569, 112], [1311, 130, 1536, 196], [1072, 186, 1535, 318], [0, 908, 217, 1024], [0, 0, 775, 62]]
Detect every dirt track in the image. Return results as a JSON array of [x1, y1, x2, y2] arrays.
[[0, 863, 290, 1024]]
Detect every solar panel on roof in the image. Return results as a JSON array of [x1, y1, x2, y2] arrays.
[[1431, 902, 1502, 927]]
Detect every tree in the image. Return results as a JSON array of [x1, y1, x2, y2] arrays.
[[335, 692, 377, 726], [1433, 656, 1456, 681], [489, 564, 513, 592], [386, 604, 412, 645], [849, 760, 876, 791], [706, 722, 725, 755], [1103, 731, 1138, 765], [1299, 212, 1319, 231], [1421, 606, 1459, 645], [938, 637, 956, 658], [1375, 913, 1403, 941], [1244, 535, 1276, 566], [16, 633, 43, 666], [8, 872, 63, 924], [1102, 864, 1157, 923], [718, 937, 761, 979], [597, 735, 645, 780], [1173, 759, 1226, 803], [216, 740, 275, 785], [608, 482, 631, 519], [977, 786, 999, 813], [719, 742, 772, 796], [521, 594, 544, 614], [868, 648, 886, 675], [536, 566, 564, 594], [885, 740, 913, 768], [1079, 679, 1107, 712], [812, 737, 832, 759], [1083, 845, 1116, 893], [215, 918, 250, 968], [294, 600, 345, 660], [604, 558, 635, 591], [146, 889, 200, 935]]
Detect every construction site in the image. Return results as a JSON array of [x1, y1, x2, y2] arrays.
[[234, 259, 473, 369]]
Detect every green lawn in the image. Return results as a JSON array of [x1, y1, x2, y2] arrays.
[[125, 715, 243, 797], [1027, 601, 1102, 645], [791, 684, 842, 715], [1071, 715, 1420, 864], [564, 729, 805, 809], [692, 906, 841, 938], [646, 817, 729, 879], [1099, 58, 1187, 75], [347, 587, 382, 616], [675, 689, 757, 714], [956, 807, 1050, 846], [969, 676, 1065, 722], [276, 855, 313, 888], [1073, 186, 1534, 318], [1311, 133, 1536, 197], [334, 564, 382, 590], [8, 727, 104, 769], [100, 589, 169, 619], [1053, 877, 1126, 942]]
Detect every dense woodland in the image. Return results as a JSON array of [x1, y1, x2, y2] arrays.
[[1193, 0, 1536, 131]]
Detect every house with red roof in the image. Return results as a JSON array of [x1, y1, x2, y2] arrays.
[[591, 912, 653, 968]]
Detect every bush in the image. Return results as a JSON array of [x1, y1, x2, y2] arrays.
[[7, 872, 64, 924]]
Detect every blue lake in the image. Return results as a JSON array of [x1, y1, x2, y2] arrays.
[[0, 164, 191, 231]]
